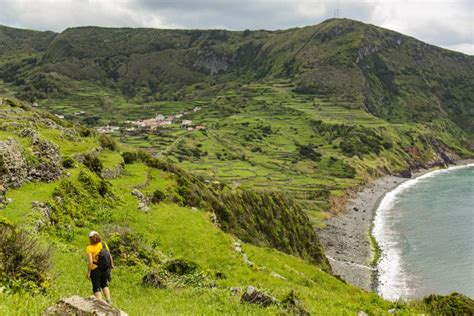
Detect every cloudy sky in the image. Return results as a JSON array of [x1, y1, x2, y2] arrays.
[[0, 0, 472, 54]]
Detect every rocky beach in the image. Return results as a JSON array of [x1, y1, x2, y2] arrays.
[[319, 159, 474, 292]]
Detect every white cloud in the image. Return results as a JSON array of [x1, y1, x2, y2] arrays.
[[0, 0, 472, 54]]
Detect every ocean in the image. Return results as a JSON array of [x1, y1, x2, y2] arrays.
[[373, 164, 474, 300]]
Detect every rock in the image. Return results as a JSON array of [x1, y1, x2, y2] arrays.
[[30, 137, 63, 182], [32, 201, 52, 230], [142, 270, 166, 288], [230, 287, 241, 296], [101, 164, 124, 180], [358, 312, 368, 316], [210, 212, 220, 227], [240, 286, 277, 307], [233, 241, 243, 253], [19, 128, 38, 138], [194, 50, 229, 75], [0, 139, 28, 188], [388, 308, 397, 314], [270, 271, 287, 281], [43, 295, 127, 316], [242, 254, 254, 267], [399, 169, 412, 178], [131, 189, 150, 210]]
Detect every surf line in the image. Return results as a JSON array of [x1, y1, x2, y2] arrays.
[[372, 163, 474, 300]]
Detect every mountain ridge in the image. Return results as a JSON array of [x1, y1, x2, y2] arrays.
[[1, 18, 473, 132]]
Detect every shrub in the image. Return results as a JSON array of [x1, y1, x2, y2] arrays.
[[163, 259, 198, 275], [106, 227, 157, 266], [122, 150, 152, 164], [151, 189, 166, 204], [423, 293, 474, 315], [77, 127, 93, 137], [98, 134, 118, 151], [122, 152, 138, 164], [0, 222, 51, 293], [82, 153, 103, 175], [297, 144, 322, 162], [142, 270, 166, 288], [62, 156, 75, 168], [49, 169, 113, 228]]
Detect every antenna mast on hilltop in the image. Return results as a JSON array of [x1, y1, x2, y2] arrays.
[[334, 8, 340, 18]]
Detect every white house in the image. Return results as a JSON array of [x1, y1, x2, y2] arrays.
[[182, 120, 193, 126]]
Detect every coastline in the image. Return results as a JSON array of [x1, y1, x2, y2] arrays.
[[318, 159, 474, 293]]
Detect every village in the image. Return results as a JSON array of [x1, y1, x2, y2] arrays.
[[96, 106, 206, 134]]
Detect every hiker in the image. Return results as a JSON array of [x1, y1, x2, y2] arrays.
[[86, 231, 114, 304]]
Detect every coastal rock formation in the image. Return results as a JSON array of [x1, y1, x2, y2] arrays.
[[43, 295, 128, 316]]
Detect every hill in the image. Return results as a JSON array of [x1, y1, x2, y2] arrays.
[[0, 97, 426, 314], [0, 19, 473, 132], [0, 18, 473, 315]]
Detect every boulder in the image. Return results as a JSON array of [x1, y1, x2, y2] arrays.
[[398, 169, 412, 178], [131, 188, 150, 211], [0, 139, 28, 188], [43, 295, 127, 316], [30, 137, 63, 182], [240, 286, 277, 307]]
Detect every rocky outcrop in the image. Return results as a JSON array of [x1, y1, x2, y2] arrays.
[[131, 188, 150, 211], [43, 295, 128, 316], [194, 50, 230, 75], [30, 137, 63, 182], [240, 286, 278, 307], [0, 139, 28, 188]]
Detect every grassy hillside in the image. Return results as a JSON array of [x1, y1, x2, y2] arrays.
[[0, 19, 473, 132], [0, 17, 473, 315], [0, 97, 437, 315]]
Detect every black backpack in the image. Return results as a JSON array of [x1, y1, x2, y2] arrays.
[[97, 242, 112, 271]]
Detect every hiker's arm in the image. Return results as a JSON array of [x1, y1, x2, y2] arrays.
[[109, 251, 115, 269], [86, 253, 93, 278]]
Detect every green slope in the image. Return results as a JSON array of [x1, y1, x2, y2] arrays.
[[0, 97, 431, 315], [0, 19, 473, 132]]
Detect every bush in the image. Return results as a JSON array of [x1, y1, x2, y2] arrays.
[[163, 259, 198, 275], [122, 152, 138, 164], [62, 156, 75, 168], [122, 150, 152, 164], [106, 227, 158, 266], [82, 153, 103, 175], [297, 144, 322, 162], [151, 189, 166, 204], [423, 293, 474, 315], [77, 127, 93, 137], [49, 169, 113, 228], [0, 222, 51, 293], [98, 134, 118, 151]]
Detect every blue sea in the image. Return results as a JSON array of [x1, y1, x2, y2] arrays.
[[373, 164, 474, 300]]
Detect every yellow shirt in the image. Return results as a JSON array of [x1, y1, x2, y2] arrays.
[[86, 242, 110, 270]]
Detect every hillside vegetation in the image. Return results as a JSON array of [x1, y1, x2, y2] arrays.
[[0, 17, 473, 315], [0, 97, 427, 315], [0, 19, 473, 132]]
